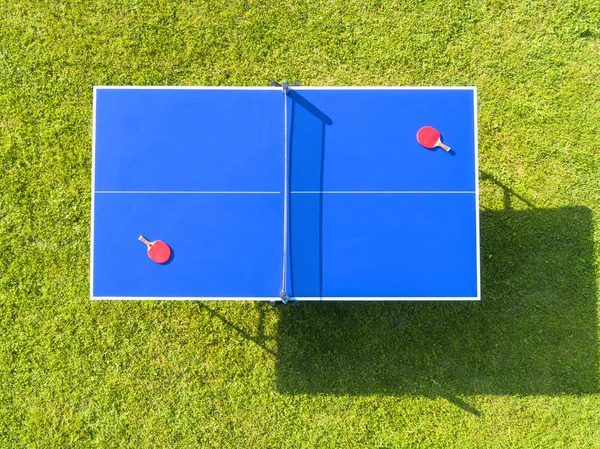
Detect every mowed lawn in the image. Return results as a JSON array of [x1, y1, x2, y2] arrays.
[[1, 0, 599, 447]]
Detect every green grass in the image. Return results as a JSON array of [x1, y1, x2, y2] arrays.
[[1, 0, 600, 447]]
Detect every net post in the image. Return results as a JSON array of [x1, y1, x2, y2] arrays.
[[279, 291, 289, 305], [269, 81, 300, 89]]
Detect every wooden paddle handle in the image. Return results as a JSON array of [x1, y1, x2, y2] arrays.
[[438, 141, 451, 152], [138, 236, 152, 247]]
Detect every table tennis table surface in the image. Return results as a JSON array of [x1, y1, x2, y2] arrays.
[[91, 86, 479, 301]]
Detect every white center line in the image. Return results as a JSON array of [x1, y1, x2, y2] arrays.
[[95, 191, 281, 194], [290, 191, 476, 194]]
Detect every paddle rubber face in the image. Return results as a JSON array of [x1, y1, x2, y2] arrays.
[[139, 236, 172, 264], [147, 240, 171, 264], [416, 126, 441, 149]]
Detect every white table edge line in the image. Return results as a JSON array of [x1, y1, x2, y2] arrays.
[[91, 296, 480, 301], [93, 85, 476, 91]]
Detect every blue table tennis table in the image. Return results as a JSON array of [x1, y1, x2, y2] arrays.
[[91, 85, 480, 302]]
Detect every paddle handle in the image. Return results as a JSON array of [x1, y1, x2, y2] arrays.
[[437, 140, 451, 152], [138, 236, 152, 247]]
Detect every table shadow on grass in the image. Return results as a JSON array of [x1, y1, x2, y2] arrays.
[[275, 203, 598, 397]]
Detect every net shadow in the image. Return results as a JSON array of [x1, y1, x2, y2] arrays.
[[288, 91, 333, 299]]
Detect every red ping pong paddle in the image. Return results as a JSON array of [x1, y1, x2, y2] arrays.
[[139, 236, 171, 264], [416, 126, 451, 152]]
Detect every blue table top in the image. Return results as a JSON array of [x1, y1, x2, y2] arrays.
[[91, 87, 479, 300]]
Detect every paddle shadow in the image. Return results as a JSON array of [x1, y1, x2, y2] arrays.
[[276, 175, 598, 399], [162, 246, 175, 265]]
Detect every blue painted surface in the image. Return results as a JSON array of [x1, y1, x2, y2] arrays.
[[288, 89, 476, 192], [93, 193, 283, 297], [289, 193, 478, 298], [95, 89, 283, 192], [92, 87, 478, 299]]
